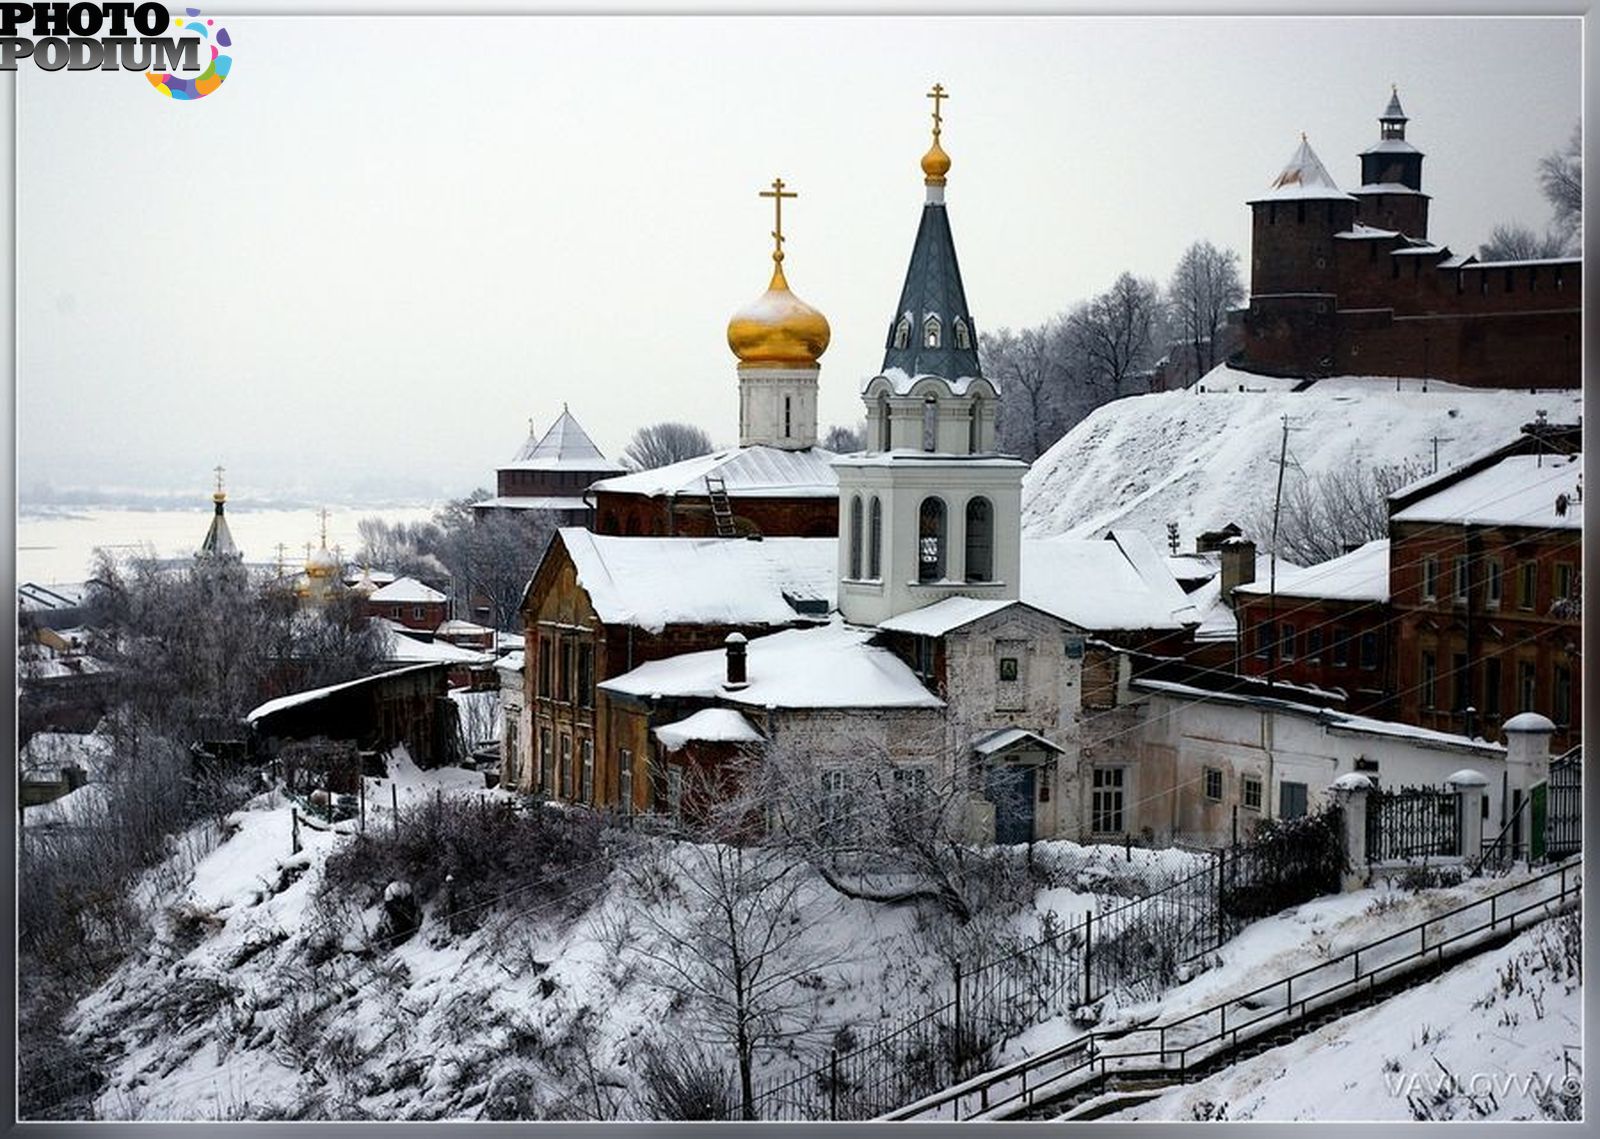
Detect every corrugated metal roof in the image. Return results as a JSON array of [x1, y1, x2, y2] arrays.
[[590, 444, 840, 499]]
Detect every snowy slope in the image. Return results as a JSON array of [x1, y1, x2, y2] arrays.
[[56, 751, 1204, 1122], [1097, 911, 1581, 1122], [1022, 368, 1582, 545]]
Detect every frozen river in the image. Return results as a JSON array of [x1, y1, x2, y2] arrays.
[[15, 503, 440, 584]]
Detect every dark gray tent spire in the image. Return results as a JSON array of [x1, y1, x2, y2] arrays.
[[879, 84, 982, 382]]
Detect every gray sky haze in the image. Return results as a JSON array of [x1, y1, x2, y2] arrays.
[[16, 13, 1582, 506]]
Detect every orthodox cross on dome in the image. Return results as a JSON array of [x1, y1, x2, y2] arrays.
[[318, 507, 330, 548], [213, 464, 225, 495], [759, 176, 797, 264], [927, 82, 948, 138]]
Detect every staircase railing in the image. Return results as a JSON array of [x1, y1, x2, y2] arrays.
[[883, 857, 1581, 1121]]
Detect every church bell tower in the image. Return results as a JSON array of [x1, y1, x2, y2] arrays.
[[833, 85, 1025, 628]]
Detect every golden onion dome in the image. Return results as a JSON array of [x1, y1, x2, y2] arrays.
[[726, 259, 831, 369], [305, 546, 340, 578], [921, 136, 951, 185]]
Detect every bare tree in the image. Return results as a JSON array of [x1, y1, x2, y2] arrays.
[[1478, 222, 1573, 262], [750, 736, 1022, 927], [982, 322, 1075, 461], [1167, 240, 1245, 383], [1244, 450, 1431, 566], [1067, 272, 1165, 401], [1479, 123, 1581, 260], [85, 550, 385, 744], [821, 422, 866, 453], [622, 422, 713, 471], [1538, 121, 1582, 242], [359, 492, 553, 631], [617, 834, 840, 1120]]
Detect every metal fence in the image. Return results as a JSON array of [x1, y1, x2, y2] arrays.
[[733, 806, 1346, 1121], [1542, 747, 1582, 860], [1366, 784, 1461, 862]]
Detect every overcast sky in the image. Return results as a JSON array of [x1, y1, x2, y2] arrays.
[[16, 13, 1580, 506]]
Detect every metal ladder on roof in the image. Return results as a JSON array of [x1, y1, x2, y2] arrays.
[[705, 475, 738, 537]]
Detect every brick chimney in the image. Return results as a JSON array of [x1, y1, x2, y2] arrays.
[[1220, 537, 1257, 602], [724, 632, 749, 690]]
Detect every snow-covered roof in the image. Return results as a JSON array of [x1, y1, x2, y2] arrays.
[[378, 623, 495, 665], [503, 408, 625, 473], [1333, 223, 1401, 241], [1249, 137, 1356, 203], [654, 709, 765, 752], [1349, 182, 1428, 196], [18, 581, 89, 611], [1391, 453, 1582, 530], [436, 619, 493, 636], [473, 495, 592, 512], [1135, 678, 1504, 755], [601, 620, 943, 710], [246, 662, 447, 724], [863, 368, 995, 398], [556, 528, 838, 634], [1462, 256, 1582, 270], [876, 596, 1015, 637], [1187, 577, 1240, 643], [1235, 540, 1390, 603], [1359, 138, 1422, 156], [1390, 245, 1447, 256], [590, 445, 841, 499], [369, 577, 448, 604], [495, 650, 525, 674], [1020, 532, 1199, 632], [971, 727, 1065, 757], [834, 452, 1027, 470]]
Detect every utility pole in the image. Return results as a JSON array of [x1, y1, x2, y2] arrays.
[[1267, 414, 1293, 688]]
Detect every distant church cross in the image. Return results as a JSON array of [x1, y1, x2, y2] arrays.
[[213, 464, 225, 495], [927, 82, 948, 136], [759, 177, 796, 263], [318, 507, 330, 547]]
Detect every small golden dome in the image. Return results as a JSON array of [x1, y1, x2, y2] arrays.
[[921, 137, 950, 185], [727, 260, 831, 369], [306, 546, 340, 578]]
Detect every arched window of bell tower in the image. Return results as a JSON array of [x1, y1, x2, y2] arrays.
[[868, 496, 882, 579], [893, 317, 910, 350], [917, 496, 946, 583], [848, 495, 863, 580], [923, 315, 941, 349]]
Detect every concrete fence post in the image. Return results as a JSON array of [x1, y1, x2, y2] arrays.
[[1329, 773, 1373, 891], [1447, 769, 1488, 861], [1504, 712, 1557, 795]]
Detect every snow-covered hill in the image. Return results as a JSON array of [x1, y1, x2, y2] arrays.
[[51, 749, 1201, 1122], [1022, 368, 1582, 546], [1097, 911, 1581, 1122]]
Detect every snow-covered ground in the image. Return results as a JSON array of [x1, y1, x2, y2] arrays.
[[1094, 910, 1581, 1122], [53, 747, 1203, 1122], [1022, 368, 1582, 546]]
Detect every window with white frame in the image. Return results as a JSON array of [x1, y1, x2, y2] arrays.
[[1091, 767, 1125, 833]]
